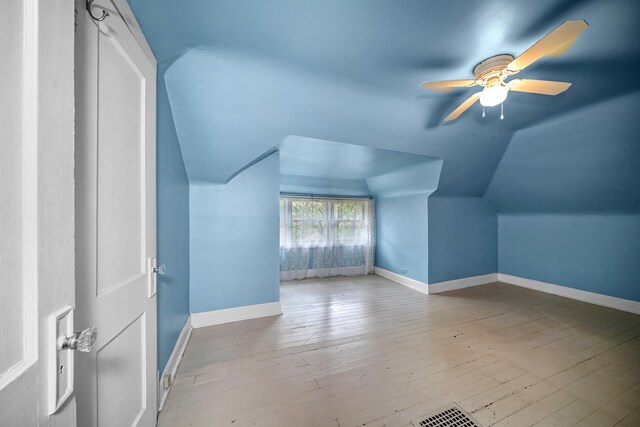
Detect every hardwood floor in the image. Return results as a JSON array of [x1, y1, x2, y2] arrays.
[[158, 275, 640, 427]]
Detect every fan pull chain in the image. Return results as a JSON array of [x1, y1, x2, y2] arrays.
[[482, 106, 485, 118], [500, 102, 504, 120]]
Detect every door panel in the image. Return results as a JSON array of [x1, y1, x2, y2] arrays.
[[75, 0, 157, 425], [97, 24, 145, 295], [97, 314, 145, 427], [0, 4, 36, 423], [0, 61, 24, 376]]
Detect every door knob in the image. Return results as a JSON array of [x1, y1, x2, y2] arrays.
[[152, 263, 166, 275], [58, 327, 98, 352]]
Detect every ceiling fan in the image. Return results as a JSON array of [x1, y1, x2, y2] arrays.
[[422, 20, 589, 122]]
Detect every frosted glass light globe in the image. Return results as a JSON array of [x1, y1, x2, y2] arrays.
[[480, 85, 509, 107]]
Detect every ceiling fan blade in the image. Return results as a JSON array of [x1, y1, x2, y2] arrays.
[[422, 79, 477, 92], [508, 79, 572, 95], [444, 92, 481, 122], [548, 35, 578, 56], [507, 20, 588, 72]]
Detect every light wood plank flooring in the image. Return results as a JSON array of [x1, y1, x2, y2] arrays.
[[159, 275, 640, 427]]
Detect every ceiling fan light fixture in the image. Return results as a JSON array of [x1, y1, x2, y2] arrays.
[[479, 84, 509, 107], [422, 20, 588, 122]]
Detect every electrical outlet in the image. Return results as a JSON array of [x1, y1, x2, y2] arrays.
[[400, 268, 407, 274]]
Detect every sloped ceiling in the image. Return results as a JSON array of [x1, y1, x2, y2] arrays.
[[279, 136, 436, 181], [486, 91, 640, 213], [278, 136, 442, 197], [130, 0, 640, 205]]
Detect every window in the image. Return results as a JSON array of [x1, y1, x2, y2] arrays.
[[280, 197, 371, 247], [291, 199, 328, 245], [335, 200, 366, 244], [279, 196, 375, 280]]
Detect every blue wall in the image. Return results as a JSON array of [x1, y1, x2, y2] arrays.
[[280, 175, 370, 197], [499, 214, 640, 301], [156, 67, 190, 373], [375, 195, 429, 285], [369, 160, 441, 285], [487, 93, 640, 302], [428, 197, 498, 284], [190, 153, 280, 313]]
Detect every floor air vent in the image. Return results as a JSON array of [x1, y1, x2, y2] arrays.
[[412, 406, 479, 427]]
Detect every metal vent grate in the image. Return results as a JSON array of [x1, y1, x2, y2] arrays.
[[412, 406, 479, 427]]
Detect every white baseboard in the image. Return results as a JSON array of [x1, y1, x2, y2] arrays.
[[158, 316, 192, 411], [374, 267, 430, 295], [428, 273, 499, 294], [191, 302, 282, 328], [376, 268, 639, 314], [374, 267, 497, 295], [498, 273, 640, 315]]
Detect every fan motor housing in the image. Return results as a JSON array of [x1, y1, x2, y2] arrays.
[[473, 54, 514, 86]]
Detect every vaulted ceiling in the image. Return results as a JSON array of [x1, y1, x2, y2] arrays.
[[130, 0, 640, 209]]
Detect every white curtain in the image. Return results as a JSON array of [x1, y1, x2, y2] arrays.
[[279, 196, 375, 281]]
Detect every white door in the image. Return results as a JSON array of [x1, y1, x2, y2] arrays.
[[75, 0, 157, 426], [1, 0, 76, 426], [0, 2, 40, 424]]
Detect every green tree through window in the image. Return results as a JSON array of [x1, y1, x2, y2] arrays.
[[280, 197, 370, 247]]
